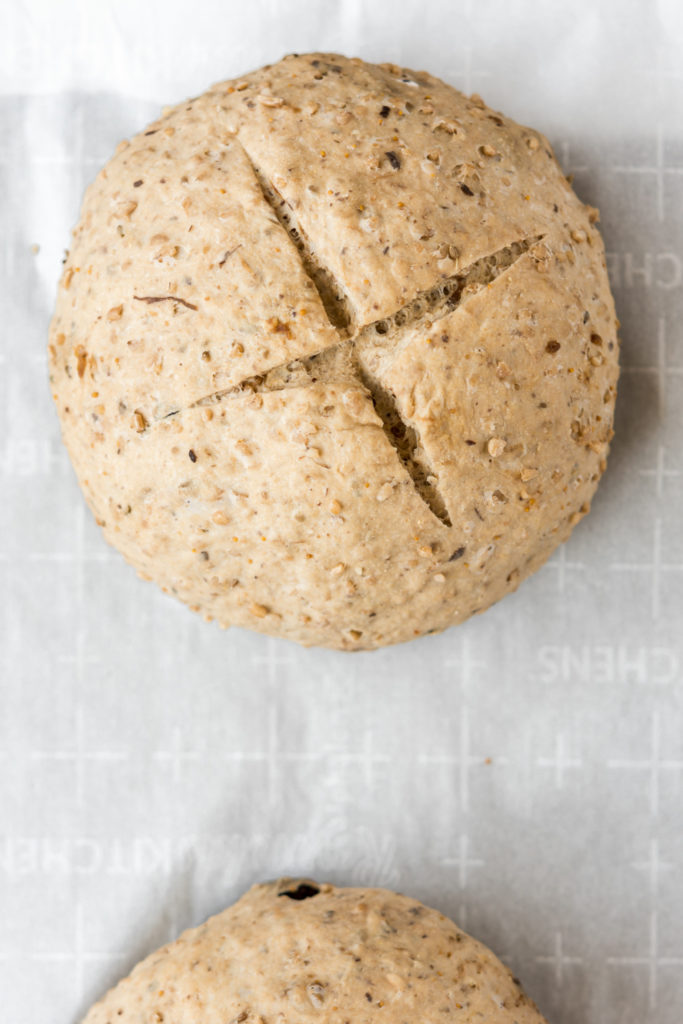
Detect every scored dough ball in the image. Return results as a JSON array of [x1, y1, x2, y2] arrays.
[[81, 879, 549, 1024], [49, 53, 619, 650]]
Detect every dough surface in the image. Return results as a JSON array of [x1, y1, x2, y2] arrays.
[[49, 53, 619, 649], [81, 879, 548, 1024]]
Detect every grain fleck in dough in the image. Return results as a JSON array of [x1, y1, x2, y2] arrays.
[[49, 53, 619, 650], [81, 880, 549, 1024]]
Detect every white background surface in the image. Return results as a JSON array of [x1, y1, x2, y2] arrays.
[[2, 1, 683, 1022]]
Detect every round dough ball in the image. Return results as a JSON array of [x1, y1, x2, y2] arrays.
[[82, 879, 548, 1023], [49, 53, 619, 650]]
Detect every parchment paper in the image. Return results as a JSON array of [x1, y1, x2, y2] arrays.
[[1, 2, 682, 1022]]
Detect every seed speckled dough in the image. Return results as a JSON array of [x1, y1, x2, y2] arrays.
[[49, 53, 619, 650], [81, 880, 549, 1024]]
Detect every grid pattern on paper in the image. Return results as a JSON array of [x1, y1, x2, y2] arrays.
[[1, 5, 683, 1024]]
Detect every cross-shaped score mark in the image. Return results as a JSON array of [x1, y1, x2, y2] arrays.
[[156, 152, 539, 532]]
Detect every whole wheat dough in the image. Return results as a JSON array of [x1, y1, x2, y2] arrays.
[[49, 53, 619, 650], [81, 879, 549, 1024]]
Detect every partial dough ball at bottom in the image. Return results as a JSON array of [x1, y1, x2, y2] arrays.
[[49, 53, 619, 650], [82, 880, 548, 1024]]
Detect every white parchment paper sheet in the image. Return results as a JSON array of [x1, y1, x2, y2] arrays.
[[1, 2, 682, 1022]]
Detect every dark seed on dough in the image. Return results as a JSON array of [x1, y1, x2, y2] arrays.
[[279, 883, 320, 900]]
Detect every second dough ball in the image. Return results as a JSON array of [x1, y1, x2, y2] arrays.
[[82, 879, 548, 1023]]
